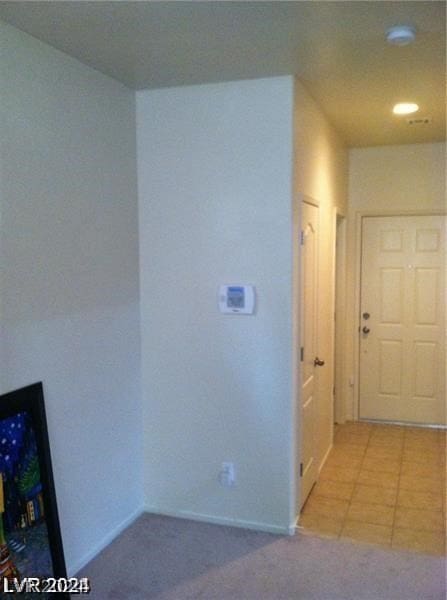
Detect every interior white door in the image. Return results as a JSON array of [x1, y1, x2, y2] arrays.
[[359, 215, 446, 425], [300, 201, 320, 508]]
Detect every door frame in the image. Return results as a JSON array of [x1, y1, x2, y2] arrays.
[[352, 208, 447, 421], [334, 211, 347, 424]]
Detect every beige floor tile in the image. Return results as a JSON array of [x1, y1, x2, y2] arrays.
[[403, 448, 445, 466], [394, 507, 445, 532], [333, 442, 366, 456], [399, 475, 445, 494], [299, 513, 343, 539], [303, 422, 447, 556], [328, 449, 364, 466], [347, 501, 394, 527], [302, 495, 349, 520], [404, 426, 442, 435], [392, 528, 446, 555], [400, 461, 446, 480], [335, 431, 369, 447], [361, 457, 400, 475], [371, 424, 405, 435], [368, 439, 403, 452], [368, 436, 404, 451], [357, 469, 399, 489], [404, 432, 444, 445], [404, 440, 443, 454], [341, 520, 392, 546], [407, 433, 446, 445], [364, 447, 402, 462], [370, 428, 404, 440], [320, 465, 359, 484], [313, 479, 355, 501], [338, 421, 373, 433], [352, 484, 397, 507], [397, 488, 445, 511]]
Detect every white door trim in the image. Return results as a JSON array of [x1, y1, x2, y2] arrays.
[[352, 209, 447, 421], [334, 211, 347, 424]]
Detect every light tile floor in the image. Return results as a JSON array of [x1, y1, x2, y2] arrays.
[[299, 421, 446, 555]]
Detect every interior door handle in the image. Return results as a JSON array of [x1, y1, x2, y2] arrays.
[[362, 326, 370, 334], [314, 357, 325, 367]]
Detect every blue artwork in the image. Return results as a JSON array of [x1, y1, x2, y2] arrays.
[[0, 412, 52, 585]]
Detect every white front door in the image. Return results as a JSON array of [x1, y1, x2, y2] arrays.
[[300, 201, 320, 508], [359, 215, 446, 425]]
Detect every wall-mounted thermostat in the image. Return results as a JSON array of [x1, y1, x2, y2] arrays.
[[218, 285, 255, 314]]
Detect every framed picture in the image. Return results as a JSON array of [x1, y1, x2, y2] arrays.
[[0, 382, 68, 597]]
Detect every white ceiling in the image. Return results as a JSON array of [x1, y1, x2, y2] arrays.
[[1, 1, 445, 147]]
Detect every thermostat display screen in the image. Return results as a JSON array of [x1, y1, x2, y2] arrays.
[[218, 284, 255, 314], [227, 287, 245, 309]]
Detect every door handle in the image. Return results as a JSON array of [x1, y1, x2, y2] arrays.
[[314, 357, 325, 367], [362, 326, 370, 334]]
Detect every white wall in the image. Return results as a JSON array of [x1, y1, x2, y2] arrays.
[[345, 142, 446, 419], [137, 77, 295, 532], [348, 143, 446, 213], [0, 22, 143, 574], [292, 80, 348, 512]]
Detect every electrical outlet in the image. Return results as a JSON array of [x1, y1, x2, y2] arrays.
[[219, 462, 236, 487]]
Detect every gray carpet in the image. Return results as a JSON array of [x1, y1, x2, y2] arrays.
[[77, 513, 446, 599]]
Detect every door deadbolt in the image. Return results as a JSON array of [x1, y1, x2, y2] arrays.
[[314, 357, 325, 367], [362, 312, 370, 320]]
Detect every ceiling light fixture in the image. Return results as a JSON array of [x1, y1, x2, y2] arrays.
[[393, 103, 419, 115], [386, 25, 416, 46]]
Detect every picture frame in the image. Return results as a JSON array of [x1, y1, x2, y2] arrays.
[[0, 382, 68, 597]]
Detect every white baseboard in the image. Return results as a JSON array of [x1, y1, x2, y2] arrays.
[[69, 504, 145, 576], [289, 517, 299, 535], [143, 504, 291, 536]]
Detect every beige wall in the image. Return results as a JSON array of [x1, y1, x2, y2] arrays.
[[1, 22, 142, 574], [293, 79, 348, 513], [137, 77, 296, 533], [345, 142, 446, 420]]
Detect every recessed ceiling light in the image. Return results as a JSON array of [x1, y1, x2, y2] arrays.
[[386, 25, 416, 46], [393, 103, 419, 115]]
